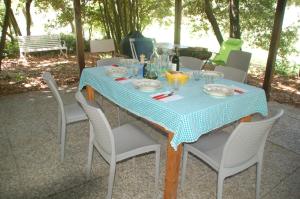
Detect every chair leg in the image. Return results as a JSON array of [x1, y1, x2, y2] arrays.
[[117, 107, 121, 126], [86, 139, 94, 178], [180, 148, 189, 188], [58, 113, 62, 143], [217, 174, 224, 199], [256, 162, 262, 199], [107, 162, 116, 199], [60, 122, 66, 161], [154, 148, 160, 191]]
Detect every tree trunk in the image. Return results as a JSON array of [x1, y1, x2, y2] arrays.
[[0, 0, 11, 71], [229, 0, 241, 38], [263, 0, 287, 100], [25, 0, 33, 36], [73, 0, 85, 75], [8, 8, 22, 36], [174, 0, 182, 44], [69, 20, 75, 33], [204, 0, 223, 45]]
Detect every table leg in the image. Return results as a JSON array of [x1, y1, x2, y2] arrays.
[[86, 86, 95, 101], [240, 115, 252, 122], [164, 133, 183, 199]]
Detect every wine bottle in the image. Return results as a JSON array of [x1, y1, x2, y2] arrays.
[[172, 47, 180, 71]]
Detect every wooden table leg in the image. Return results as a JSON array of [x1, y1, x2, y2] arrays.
[[86, 86, 95, 101], [164, 133, 183, 199], [240, 115, 252, 122]]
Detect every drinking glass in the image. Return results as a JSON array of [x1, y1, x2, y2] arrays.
[[172, 78, 180, 91], [193, 71, 202, 81], [131, 66, 139, 77]]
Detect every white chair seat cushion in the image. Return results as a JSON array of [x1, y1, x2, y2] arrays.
[[65, 103, 88, 123], [187, 130, 231, 170], [113, 123, 159, 161]]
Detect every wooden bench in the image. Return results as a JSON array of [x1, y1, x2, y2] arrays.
[[17, 35, 67, 58]]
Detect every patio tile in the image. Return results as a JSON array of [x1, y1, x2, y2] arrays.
[[260, 142, 300, 196], [268, 113, 300, 154], [0, 155, 26, 199], [269, 101, 300, 120], [47, 178, 106, 199], [178, 171, 217, 199], [15, 139, 87, 198], [263, 168, 300, 199], [8, 126, 55, 155], [64, 121, 89, 155], [0, 137, 12, 158]]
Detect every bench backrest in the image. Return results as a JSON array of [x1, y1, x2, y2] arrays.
[[17, 35, 64, 52]]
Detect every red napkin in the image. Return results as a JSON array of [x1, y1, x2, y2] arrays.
[[111, 64, 119, 67], [115, 77, 127, 81]]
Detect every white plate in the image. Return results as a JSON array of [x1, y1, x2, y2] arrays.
[[106, 66, 128, 78], [132, 79, 162, 92], [203, 84, 234, 97]]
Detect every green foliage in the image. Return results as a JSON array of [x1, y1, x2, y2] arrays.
[[275, 59, 300, 76], [184, 0, 300, 76], [3, 40, 19, 58], [60, 33, 90, 53], [35, 0, 74, 31]]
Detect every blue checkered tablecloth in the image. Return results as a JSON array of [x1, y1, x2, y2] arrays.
[[79, 66, 268, 150]]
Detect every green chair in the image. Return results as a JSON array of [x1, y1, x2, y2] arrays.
[[212, 38, 243, 65]]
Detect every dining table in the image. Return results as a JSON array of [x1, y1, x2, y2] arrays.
[[79, 65, 268, 199]]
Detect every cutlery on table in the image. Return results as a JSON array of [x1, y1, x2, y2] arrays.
[[153, 91, 174, 100]]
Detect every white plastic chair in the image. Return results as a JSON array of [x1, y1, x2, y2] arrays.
[[214, 65, 247, 83], [96, 57, 124, 67], [226, 50, 251, 82], [179, 56, 205, 70], [90, 39, 115, 55], [226, 50, 252, 73], [129, 38, 138, 60], [181, 109, 284, 199], [42, 72, 88, 161], [75, 91, 160, 199]]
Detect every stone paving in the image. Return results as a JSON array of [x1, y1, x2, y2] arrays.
[[0, 88, 299, 199]]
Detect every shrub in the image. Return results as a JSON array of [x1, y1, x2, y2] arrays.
[[3, 40, 19, 58], [60, 33, 90, 54]]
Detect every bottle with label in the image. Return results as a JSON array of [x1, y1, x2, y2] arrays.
[[140, 54, 147, 77], [145, 42, 159, 79], [172, 47, 180, 71], [143, 62, 148, 78]]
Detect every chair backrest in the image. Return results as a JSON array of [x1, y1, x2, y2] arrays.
[[42, 72, 64, 115], [179, 56, 205, 70], [130, 38, 154, 60], [129, 38, 138, 60], [75, 91, 115, 161], [226, 50, 252, 73], [90, 39, 115, 54], [212, 38, 243, 65], [214, 65, 246, 83], [221, 109, 284, 169], [96, 57, 123, 67]]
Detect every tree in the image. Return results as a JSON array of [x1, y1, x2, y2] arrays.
[[0, 0, 11, 71], [35, 0, 75, 33], [229, 0, 240, 38], [25, 0, 33, 35], [185, 0, 299, 73], [95, 0, 172, 50]]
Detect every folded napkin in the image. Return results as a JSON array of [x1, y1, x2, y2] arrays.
[[151, 91, 183, 102], [231, 86, 247, 95], [115, 77, 132, 84]]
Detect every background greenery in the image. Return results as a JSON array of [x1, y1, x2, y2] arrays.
[[0, 0, 299, 75]]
